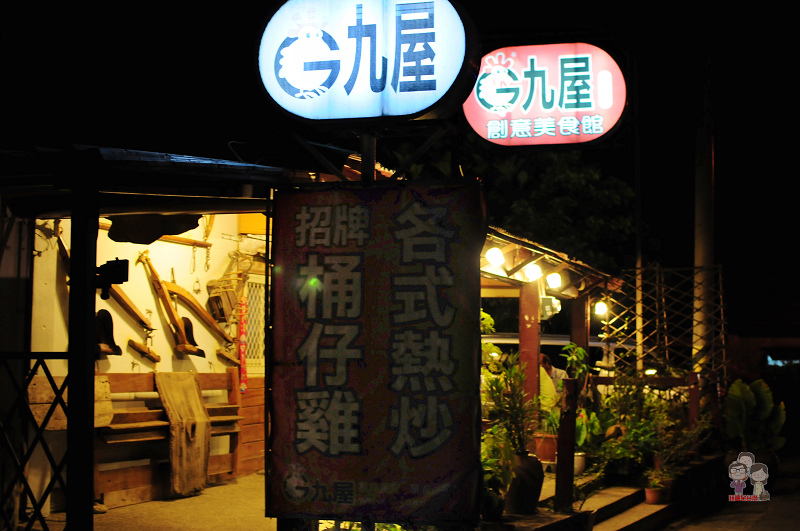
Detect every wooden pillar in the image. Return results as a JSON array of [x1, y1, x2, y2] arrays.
[[554, 378, 577, 512], [518, 282, 541, 406], [688, 372, 699, 430], [570, 293, 590, 352], [66, 185, 98, 528]]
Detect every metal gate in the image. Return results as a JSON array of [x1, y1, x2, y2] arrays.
[[1, 356, 69, 531]]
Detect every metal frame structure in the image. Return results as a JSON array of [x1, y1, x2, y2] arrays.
[[1, 145, 283, 529]]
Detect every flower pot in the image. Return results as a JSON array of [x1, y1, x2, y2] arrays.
[[574, 452, 587, 475], [644, 487, 669, 504], [504, 453, 544, 515], [532, 433, 557, 462]]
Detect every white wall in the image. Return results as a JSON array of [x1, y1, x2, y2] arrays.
[[31, 214, 244, 376]]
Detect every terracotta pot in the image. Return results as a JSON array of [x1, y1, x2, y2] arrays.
[[504, 453, 544, 515], [532, 433, 557, 462], [644, 487, 669, 504]]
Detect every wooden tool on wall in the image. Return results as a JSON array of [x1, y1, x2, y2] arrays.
[[137, 250, 204, 357], [163, 281, 235, 344], [108, 286, 162, 362], [59, 232, 161, 362]]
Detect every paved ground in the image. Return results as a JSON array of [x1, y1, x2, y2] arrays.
[[664, 454, 800, 530], [36, 472, 276, 531], [33, 455, 800, 530]]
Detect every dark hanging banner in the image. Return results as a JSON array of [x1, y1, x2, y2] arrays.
[[269, 181, 483, 525]]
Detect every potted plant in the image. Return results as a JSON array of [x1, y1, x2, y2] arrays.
[[537, 406, 600, 474], [534, 406, 560, 464], [574, 407, 602, 474], [643, 466, 676, 504], [480, 424, 513, 520], [482, 351, 544, 515], [560, 342, 591, 382]]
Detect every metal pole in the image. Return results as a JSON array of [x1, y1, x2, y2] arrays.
[[66, 185, 98, 528]]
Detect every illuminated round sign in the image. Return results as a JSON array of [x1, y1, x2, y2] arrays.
[[462, 43, 627, 146], [258, 0, 467, 121]]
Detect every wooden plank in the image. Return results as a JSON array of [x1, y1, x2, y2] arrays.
[[29, 403, 67, 431], [239, 405, 265, 425], [102, 484, 165, 509], [111, 408, 167, 424], [96, 376, 114, 427], [105, 372, 156, 393], [102, 430, 168, 444], [246, 376, 266, 389], [206, 404, 240, 417], [239, 440, 265, 461], [240, 387, 265, 408], [27, 375, 67, 404], [211, 424, 241, 436], [208, 453, 235, 475], [103, 420, 170, 431], [28, 374, 113, 429], [196, 372, 232, 391], [241, 423, 265, 444], [208, 415, 245, 424], [94, 371, 247, 500], [226, 366, 241, 407], [97, 463, 166, 493], [238, 457, 265, 477]]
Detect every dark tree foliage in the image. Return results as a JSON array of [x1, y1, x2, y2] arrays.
[[476, 148, 636, 274], [377, 128, 637, 275]]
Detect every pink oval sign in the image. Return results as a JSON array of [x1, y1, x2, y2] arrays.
[[463, 43, 627, 146]]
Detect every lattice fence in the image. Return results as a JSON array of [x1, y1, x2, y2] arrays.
[[600, 265, 728, 384]]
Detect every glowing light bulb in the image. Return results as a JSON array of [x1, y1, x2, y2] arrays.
[[595, 301, 608, 315], [486, 247, 505, 267], [524, 263, 542, 281], [546, 272, 561, 289]]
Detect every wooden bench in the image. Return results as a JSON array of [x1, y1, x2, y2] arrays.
[[95, 368, 244, 508]]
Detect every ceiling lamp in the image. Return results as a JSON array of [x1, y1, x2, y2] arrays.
[[524, 263, 542, 281], [546, 272, 562, 289], [485, 247, 505, 267]]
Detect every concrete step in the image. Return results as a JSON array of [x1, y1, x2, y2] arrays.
[[577, 486, 643, 525], [592, 501, 679, 531]]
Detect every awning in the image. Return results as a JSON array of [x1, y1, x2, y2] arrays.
[[0, 145, 301, 218], [480, 225, 620, 300]]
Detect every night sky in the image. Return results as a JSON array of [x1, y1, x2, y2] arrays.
[[2, 3, 793, 336]]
